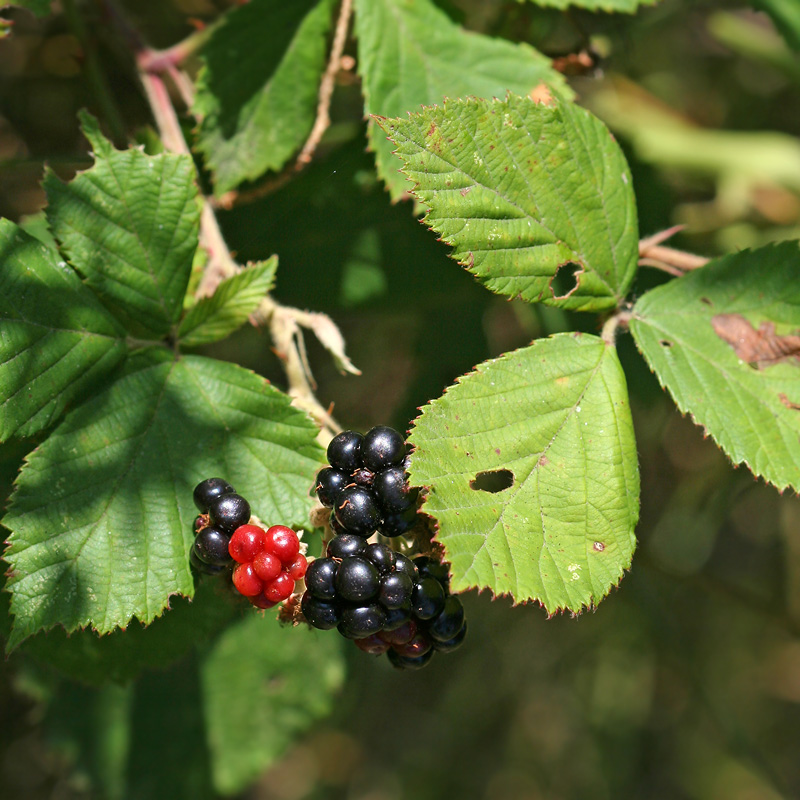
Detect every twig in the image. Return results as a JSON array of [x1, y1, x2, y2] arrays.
[[214, 0, 354, 210], [600, 310, 632, 345], [128, 13, 353, 442], [297, 0, 353, 167], [638, 226, 710, 275]]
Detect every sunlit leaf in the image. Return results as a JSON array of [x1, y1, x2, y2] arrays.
[[178, 258, 277, 347], [354, 0, 570, 201], [630, 241, 800, 492], [409, 333, 639, 613], [44, 112, 200, 337], [378, 94, 638, 311]]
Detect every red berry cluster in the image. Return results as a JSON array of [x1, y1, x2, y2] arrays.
[[229, 524, 308, 609]]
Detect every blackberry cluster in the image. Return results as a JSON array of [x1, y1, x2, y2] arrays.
[[303, 427, 467, 669], [191, 477, 307, 609], [302, 547, 466, 669], [315, 426, 419, 538]]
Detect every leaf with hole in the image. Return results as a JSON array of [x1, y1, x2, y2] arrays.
[[408, 333, 639, 613], [44, 112, 200, 337], [630, 240, 800, 492], [178, 258, 277, 347], [377, 93, 639, 311], [0, 220, 127, 441], [354, 0, 571, 202], [3, 350, 324, 649], [193, 0, 336, 195]]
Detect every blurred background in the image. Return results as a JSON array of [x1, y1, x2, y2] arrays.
[[2, 0, 800, 798]]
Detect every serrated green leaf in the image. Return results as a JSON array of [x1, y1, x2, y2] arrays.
[[408, 333, 639, 613], [201, 614, 345, 795], [378, 94, 638, 312], [2, 1, 51, 17], [0, 220, 127, 441], [354, 0, 571, 202], [21, 580, 237, 684], [629, 241, 800, 492], [516, 0, 658, 12], [194, 0, 336, 195], [44, 112, 201, 337], [3, 350, 324, 648], [178, 258, 277, 347]]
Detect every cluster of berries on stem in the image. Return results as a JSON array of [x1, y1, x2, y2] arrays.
[[191, 478, 307, 609], [304, 426, 467, 670]]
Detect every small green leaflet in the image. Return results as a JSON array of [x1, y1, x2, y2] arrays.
[[178, 258, 277, 347], [4, 350, 324, 648], [201, 615, 345, 795], [408, 333, 639, 613], [630, 241, 800, 492], [516, 0, 658, 12], [354, 0, 571, 202], [194, 0, 335, 195], [378, 94, 639, 312], [0, 220, 127, 441], [44, 112, 200, 337]]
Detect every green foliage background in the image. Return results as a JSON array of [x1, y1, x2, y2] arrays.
[[2, 1, 800, 799]]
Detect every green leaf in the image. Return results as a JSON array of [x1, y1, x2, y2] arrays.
[[21, 580, 237, 684], [0, 220, 127, 441], [2, 1, 51, 17], [178, 258, 277, 347], [354, 0, 571, 202], [193, 0, 336, 195], [4, 350, 324, 648], [44, 112, 201, 337], [754, 0, 800, 51], [408, 333, 639, 613], [629, 241, 800, 493], [201, 614, 346, 795], [515, 0, 658, 12], [378, 94, 638, 312]]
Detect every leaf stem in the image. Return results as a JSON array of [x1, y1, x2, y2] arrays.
[[638, 226, 710, 276], [125, 15, 350, 442], [601, 311, 632, 346]]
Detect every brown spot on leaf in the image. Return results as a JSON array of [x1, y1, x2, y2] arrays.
[[700, 297, 713, 306], [779, 393, 800, 410], [538, 455, 549, 468], [712, 314, 800, 368], [426, 122, 436, 137], [659, 340, 673, 348], [593, 541, 605, 552], [460, 186, 471, 197]]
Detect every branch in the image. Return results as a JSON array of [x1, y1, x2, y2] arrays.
[[638, 226, 710, 276], [126, 12, 354, 443]]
